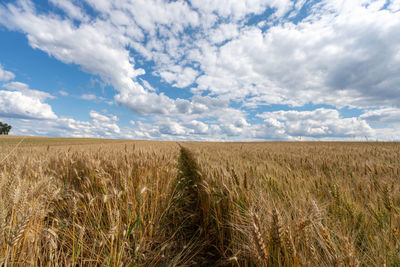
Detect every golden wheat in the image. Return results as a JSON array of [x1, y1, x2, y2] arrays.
[[0, 138, 399, 265]]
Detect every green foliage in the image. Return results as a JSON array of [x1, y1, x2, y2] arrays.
[[0, 121, 12, 135]]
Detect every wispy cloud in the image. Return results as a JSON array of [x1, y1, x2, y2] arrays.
[[0, 64, 15, 82], [58, 90, 68, 96], [80, 94, 97, 101]]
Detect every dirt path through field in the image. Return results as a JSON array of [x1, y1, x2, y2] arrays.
[[158, 145, 224, 266]]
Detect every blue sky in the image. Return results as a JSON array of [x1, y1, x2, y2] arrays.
[[0, 0, 399, 141]]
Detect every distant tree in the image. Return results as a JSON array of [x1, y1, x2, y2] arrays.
[[6, 124, 11, 135], [0, 121, 12, 135]]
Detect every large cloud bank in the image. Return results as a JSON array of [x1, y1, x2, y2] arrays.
[[0, 0, 399, 140]]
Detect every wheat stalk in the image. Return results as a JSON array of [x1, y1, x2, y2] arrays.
[[284, 226, 296, 259], [271, 209, 283, 249], [251, 213, 268, 265], [7, 214, 30, 247]]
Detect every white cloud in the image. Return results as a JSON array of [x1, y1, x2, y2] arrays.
[[0, 0, 294, 119], [358, 107, 400, 140], [0, 1, 173, 114], [80, 94, 97, 100], [140, 78, 156, 91], [49, 0, 87, 21], [85, 0, 200, 35], [159, 119, 186, 135], [3, 81, 28, 90], [159, 67, 199, 88], [115, 90, 175, 115], [208, 23, 239, 44], [1, 0, 399, 140], [89, 110, 117, 122], [0, 90, 57, 119], [3, 81, 54, 101], [89, 110, 120, 134], [360, 107, 400, 124], [194, 1, 400, 108], [388, 0, 400, 12], [79, 93, 112, 104], [128, 118, 216, 140], [0, 80, 56, 120], [2, 1, 399, 113], [257, 108, 374, 138], [0, 65, 15, 82], [59, 90, 68, 96], [184, 120, 209, 134], [190, 0, 292, 21], [10, 110, 125, 138]]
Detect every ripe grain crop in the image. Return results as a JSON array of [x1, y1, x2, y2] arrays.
[[1, 138, 399, 266], [0, 138, 180, 265], [185, 141, 400, 266]]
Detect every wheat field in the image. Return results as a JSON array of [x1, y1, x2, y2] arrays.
[[0, 137, 399, 266]]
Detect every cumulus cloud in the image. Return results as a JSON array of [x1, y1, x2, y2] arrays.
[[89, 110, 120, 134], [129, 118, 218, 141], [0, 90, 57, 119], [0, 0, 300, 117], [194, 1, 400, 108], [360, 107, 400, 124], [190, 0, 292, 21], [184, 120, 209, 134], [131, 107, 376, 140], [11, 110, 124, 138], [358, 107, 400, 140], [159, 67, 199, 88], [3, 81, 54, 101], [0, 1, 171, 114], [257, 108, 374, 138], [1, 0, 399, 140], [208, 23, 239, 44], [0, 81, 56, 120], [159, 119, 186, 135]]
